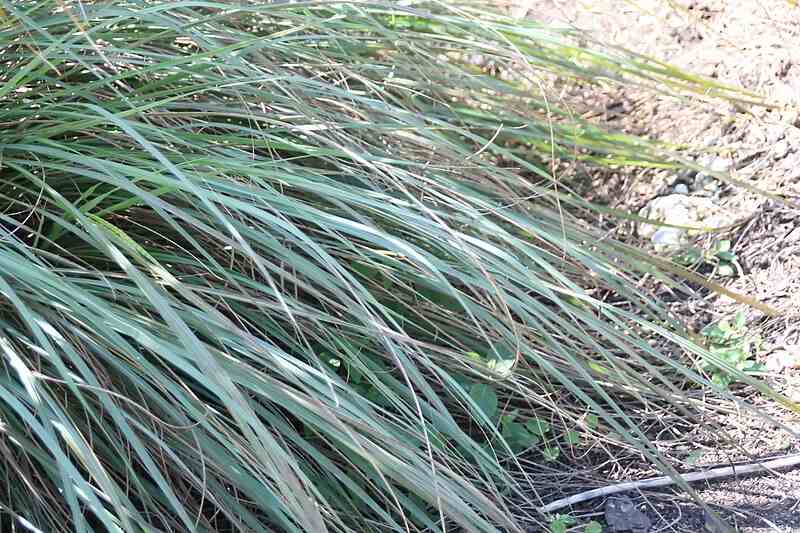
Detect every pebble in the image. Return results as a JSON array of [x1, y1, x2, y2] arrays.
[[674, 183, 689, 194], [693, 174, 719, 193], [784, 109, 800, 127], [701, 134, 719, 147], [605, 497, 651, 533], [772, 81, 800, 105], [766, 124, 786, 144], [710, 157, 731, 173], [638, 194, 725, 251], [750, 105, 768, 118], [704, 184, 719, 194], [651, 227, 685, 251], [765, 349, 800, 372], [697, 154, 715, 167], [772, 139, 792, 160]]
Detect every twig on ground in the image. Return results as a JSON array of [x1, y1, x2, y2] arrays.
[[539, 452, 800, 514]]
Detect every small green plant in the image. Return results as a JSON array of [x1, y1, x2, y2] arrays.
[[564, 430, 581, 446], [528, 417, 563, 461], [542, 445, 561, 462], [496, 412, 550, 455], [501, 411, 536, 453], [465, 350, 516, 377], [548, 515, 604, 533], [498, 412, 587, 459], [549, 514, 576, 533], [584, 521, 604, 533], [673, 239, 739, 277], [700, 312, 763, 387]]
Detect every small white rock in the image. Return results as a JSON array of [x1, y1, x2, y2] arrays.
[[701, 135, 718, 148], [651, 227, 685, 252], [765, 349, 800, 372], [766, 124, 786, 144], [709, 157, 731, 173], [638, 194, 727, 243], [772, 140, 792, 160], [701, 177, 719, 192], [674, 183, 689, 195]]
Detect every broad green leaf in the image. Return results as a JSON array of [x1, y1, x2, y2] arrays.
[[469, 383, 498, 420], [502, 422, 535, 453], [564, 430, 581, 446], [501, 410, 519, 427], [527, 418, 551, 436]]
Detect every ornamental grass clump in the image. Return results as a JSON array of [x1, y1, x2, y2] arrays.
[[0, 1, 779, 532]]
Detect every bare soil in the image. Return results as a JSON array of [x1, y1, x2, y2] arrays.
[[510, 0, 800, 530]]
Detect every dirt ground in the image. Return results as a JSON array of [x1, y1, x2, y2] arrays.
[[511, 1, 800, 531]]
